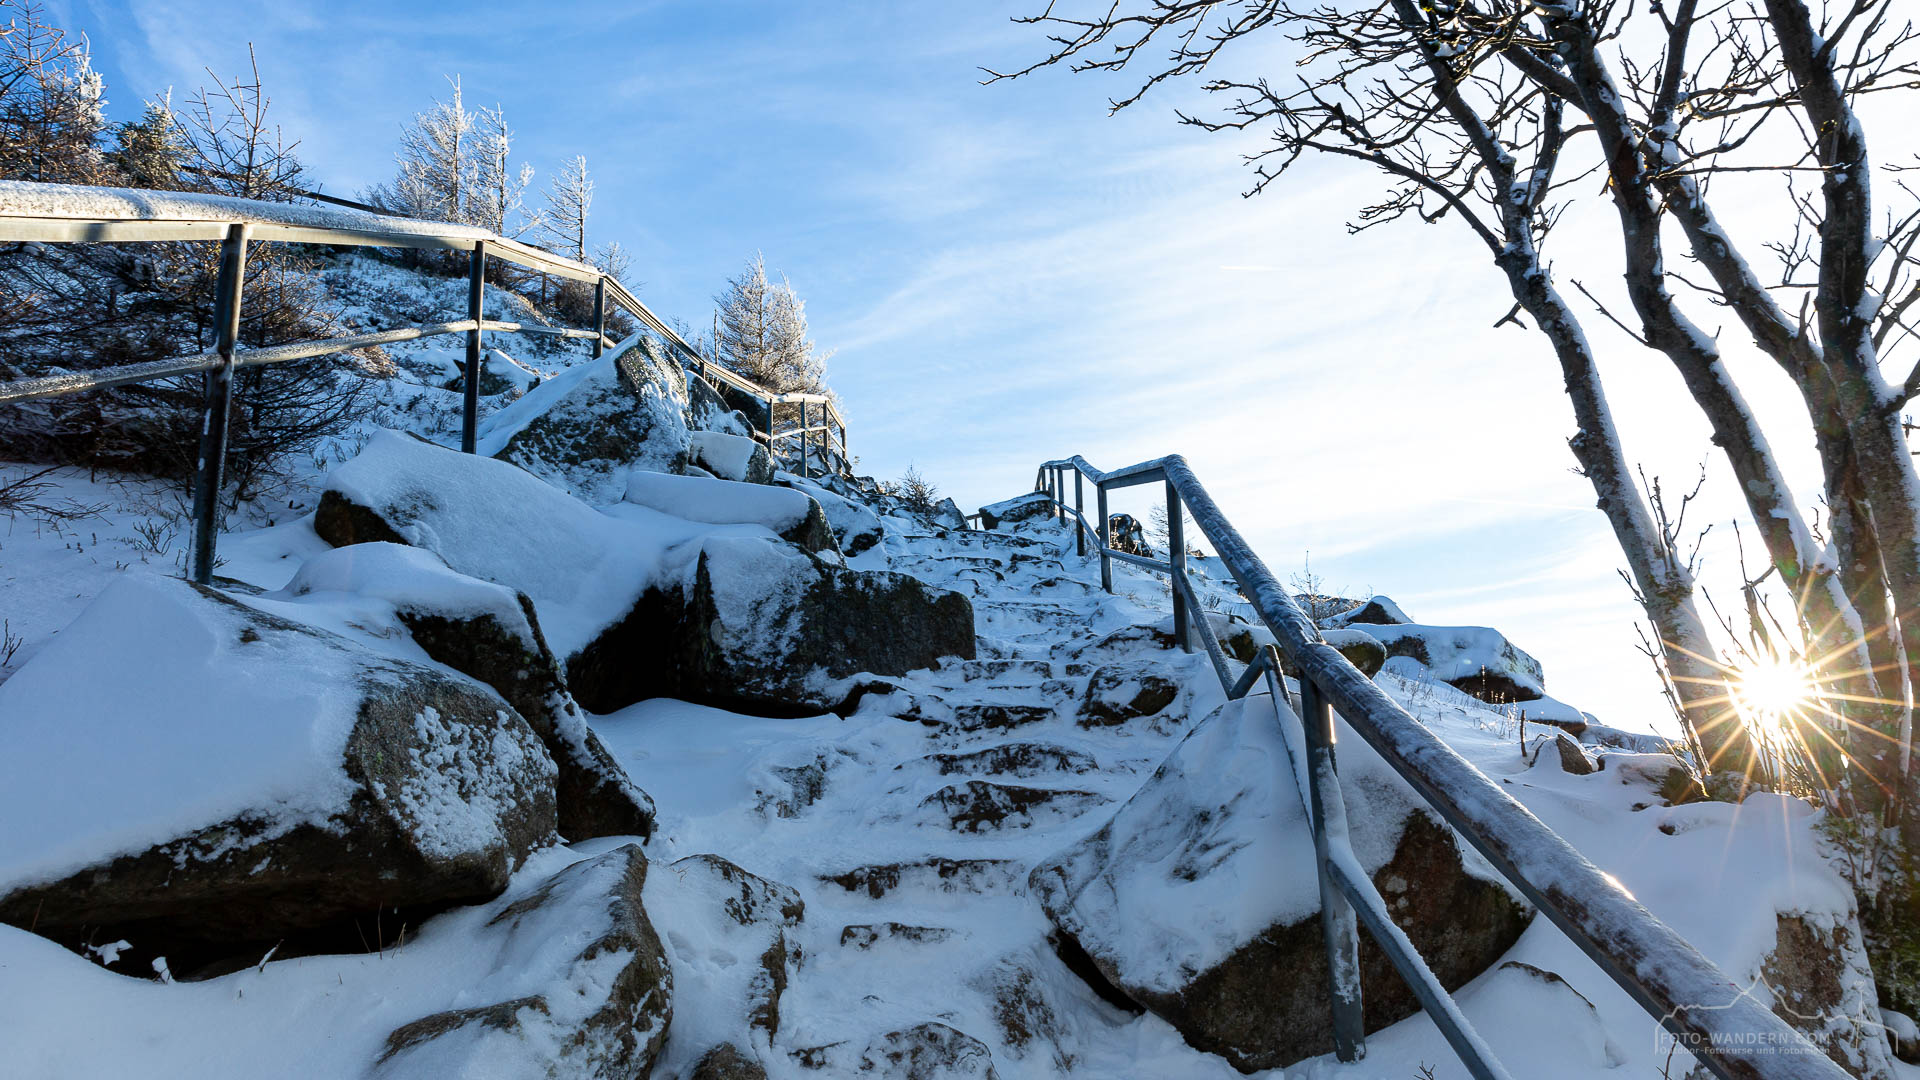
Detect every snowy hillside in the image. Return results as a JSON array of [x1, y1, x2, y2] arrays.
[[0, 273, 1909, 1080]]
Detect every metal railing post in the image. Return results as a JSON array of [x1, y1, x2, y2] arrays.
[[839, 413, 849, 474], [590, 277, 606, 359], [800, 400, 812, 478], [1297, 674, 1367, 1062], [1096, 481, 1112, 593], [461, 241, 487, 453], [1074, 469, 1086, 557], [189, 222, 249, 586], [1166, 481, 1192, 652]]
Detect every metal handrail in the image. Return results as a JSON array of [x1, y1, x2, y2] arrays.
[[0, 180, 851, 581], [1029, 453, 1847, 1080]]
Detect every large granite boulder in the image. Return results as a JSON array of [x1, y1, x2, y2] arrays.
[[477, 333, 691, 505], [1030, 695, 1530, 1072], [0, 575, 557, 971], [283, 542, 655, 841], [677, 535, 975, 713], [375, 845, 672, 1079], [625, 470, 835, 555]]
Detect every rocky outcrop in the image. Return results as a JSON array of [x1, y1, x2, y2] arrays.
[[284, 542, 655, 841], [0, 576, 557, 972], [478, 334, 692, 504], [1030, 695, 1530, 1073], [1350, 623, 1546, 702], [374, 845, 671, 1080], [316, 433, 972, 718]]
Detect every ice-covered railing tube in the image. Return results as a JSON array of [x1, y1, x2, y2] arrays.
[[0, 180, 850, 583], [1029, 454, 1847, 1080]]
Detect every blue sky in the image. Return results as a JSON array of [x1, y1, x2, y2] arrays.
[[55, 0, 1893, 731]]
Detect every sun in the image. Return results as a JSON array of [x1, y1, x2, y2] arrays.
[[1729, 656, 1816, 731]]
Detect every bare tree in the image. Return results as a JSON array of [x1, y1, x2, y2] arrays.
[[174, 44, 303, 201], [377, 74, 475, 224]]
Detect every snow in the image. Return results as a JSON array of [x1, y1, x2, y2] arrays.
[[690, 430, 761, 482], [0, 574, 369, 890], [323, 429, 682, 658], [624, 470, 814, 535], [1347, 622, 1547, 697], [283, 541, 534, 637]]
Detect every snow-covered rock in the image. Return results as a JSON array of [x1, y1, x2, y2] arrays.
[[477, 333, 692, 505], [679, 535, 976, 713], [977, 492, 1053, 530], [1077, 659, 1182, 728], [690, 429, 774, 485], [0, 575, 557, 971], [645, 854, 804, 1075], [1030, 694, 1530, 1072], [785, 474, 884, 555], [625, 471, 834, 554], [283, 542, 655, 841], [316, 432, 968, 715], [1323, 594, 1414, 627], [1347, 622, 1546, 701], [374, 844, 671, 1080]]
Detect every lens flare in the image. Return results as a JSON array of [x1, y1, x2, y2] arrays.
[[1729, 656, 1815, 733]]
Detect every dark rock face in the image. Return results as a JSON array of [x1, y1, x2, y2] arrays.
[[676, 539, 975, 714], [375, 845, 672, 1080], [820, 858, 1022, 901], [0, 584, 557, 973], [840, 923, 955, 949], [1078, 661, 1181, 728], [933, 497, 970, 531], [315, 486, 410, 548], [949, 703, 1053, 732], [1031, 696, 1530, 1074], [858, 1022, 1000, 1079]]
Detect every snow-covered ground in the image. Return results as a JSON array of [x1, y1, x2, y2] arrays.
[[0, 459, 1900, 1077]]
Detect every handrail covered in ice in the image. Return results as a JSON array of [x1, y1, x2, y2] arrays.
[[1029, 453, 1847, 1080], [0, 180, 850, 582]]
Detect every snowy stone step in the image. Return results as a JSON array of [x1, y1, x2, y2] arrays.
[[934, 659, 1056, 686], [919, 742, 1097, 778], [819, 857, 1026, 900], [948, 702, 1055, 733], [838, 922, 957, 950], [916, 780, 1109, 833]]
